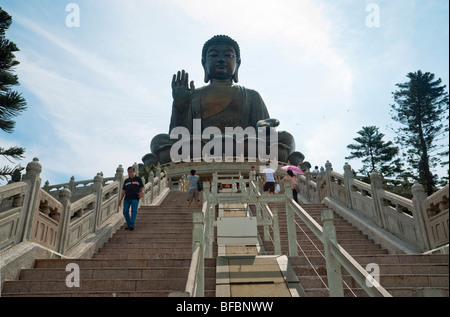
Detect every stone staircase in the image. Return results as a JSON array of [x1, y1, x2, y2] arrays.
[[1, 191, 217, 297], [1, 191, 448, 297], [260, 202, 449, 297]]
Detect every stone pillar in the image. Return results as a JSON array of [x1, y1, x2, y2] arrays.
[[68, 176, 76, 193], [369, 171, 385, 227], [192, 212, 204, 249], [305, 168, 311, 202], [57, 186, 72, 254], [411, 181, 431, 252], [272, 208, 281, 255], [325, 161, 333, 199], [20, 158, 43, 242], [343, 163, 354, 209], [156, 164, 161, 196], [316, 167, 326, 203], [133, 162, 139, 176], [149, 171, 154, 204], [92, 173, 104, 230], [43, 180, 50, 192], [115, 165, 124, 209], [322, 209, 344, 297], [115, 165, 124, 182], [285, 181, 298, 256]]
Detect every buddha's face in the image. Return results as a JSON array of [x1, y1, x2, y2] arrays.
[[203, 43, 240, 81]]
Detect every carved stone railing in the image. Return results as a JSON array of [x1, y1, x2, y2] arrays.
[[141, 164, 170, 206], [185, 174, 282, 297], [297, 161, 449, 253], [187, 174, 391, 297], [0, 159, 169, 256]]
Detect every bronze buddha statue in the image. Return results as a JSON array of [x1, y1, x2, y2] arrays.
[[143, 35, 304, 166]]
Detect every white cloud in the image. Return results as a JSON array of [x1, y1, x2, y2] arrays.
[[1, 0, 447, 186]]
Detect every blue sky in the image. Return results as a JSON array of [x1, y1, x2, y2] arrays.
[[0, 0, 448, 186]]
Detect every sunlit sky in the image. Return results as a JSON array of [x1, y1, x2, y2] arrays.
[[0, 0, 448, 185]]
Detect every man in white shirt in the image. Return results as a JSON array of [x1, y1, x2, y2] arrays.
[[263, 163, 277, 194]]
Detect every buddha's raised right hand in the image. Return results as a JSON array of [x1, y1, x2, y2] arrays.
[[172, 70, 196, 110]]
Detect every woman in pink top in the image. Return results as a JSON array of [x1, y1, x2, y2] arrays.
[[281, 169, 299, 203]]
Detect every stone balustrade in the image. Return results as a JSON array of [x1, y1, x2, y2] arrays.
[[0, 158, 170, 288], [297, 161, 449, 254]]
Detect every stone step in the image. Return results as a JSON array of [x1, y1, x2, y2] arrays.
[[303, 287, 449, 297], [293, 263, 449, 276], [101, 242, 193, 248], [2, 277, 202, 293], [296, 273, 449, 289], [0, 289, 217, 297], [18, 266, 216, 280], [95, 246, 194, 253], [288, 254, 449, 266], [109, 233, 193, 239], [263, 243, 387, 253], [33, 258, 217, 269], [92, 252, 193, 259], [107, 238, 193, 244]]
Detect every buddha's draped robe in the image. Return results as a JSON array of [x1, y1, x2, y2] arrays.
[[169, 85, 270, 133]]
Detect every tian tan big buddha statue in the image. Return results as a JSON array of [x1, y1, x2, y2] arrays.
[[142, 35, 305, 167]]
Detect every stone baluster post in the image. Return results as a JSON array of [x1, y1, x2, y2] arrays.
[[20, 158, 43, 242], [343, 163, 354, 209], [69, 176, 76, 194], [92, 173, 104, 230], [369, 171, 385, 227], [263, 205, 270, 242], [156, 164, 161, 196], [411, 181, 431, 252], [322, 209, 344, 297], [192, 212, 204, 250], [202, 182, 213, 258], [285, 181, 298, 256], [272, 208, 281, 255], [133, 162, 139, 176], [317, 166, 326, 203], [115, 165, 124, 210], [149, 171, 154, 204], [57, 186, 72, 254], [43, 180, 50, 193], [305, 168, 311, 202], [325, 161, 333, 199], [141, 177, 147, 204]]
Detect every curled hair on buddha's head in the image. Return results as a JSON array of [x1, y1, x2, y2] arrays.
[[202, 35, 241, 83], [202, 35, 241, 61]]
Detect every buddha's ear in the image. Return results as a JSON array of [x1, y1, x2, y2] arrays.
[[202, 58, 210, 83], [233, 58, 241, 83]]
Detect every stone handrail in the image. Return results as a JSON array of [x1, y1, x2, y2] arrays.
[[185, 174, 282, 296], [0, 159, 125, 255], [0, 158, 170, 290], [297, 161, 449, 253], [284, 181, 392, 297], [0, 159, 169, 256], [188, 173, 391, 297], [141, 166, 169, 205]]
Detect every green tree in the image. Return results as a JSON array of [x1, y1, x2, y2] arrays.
[[390, 70, 449, 195], [0, 7, 27, 182], [346, 126, 402, 177]]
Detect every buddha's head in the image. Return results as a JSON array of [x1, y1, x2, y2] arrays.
[[202, 35, 241, 83]]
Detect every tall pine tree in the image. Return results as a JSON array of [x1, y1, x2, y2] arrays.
[[346, 126, 402, 178], [0, 7, 27, 182], [390, 70, 449, 195]]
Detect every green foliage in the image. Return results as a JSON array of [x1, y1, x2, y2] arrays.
[[138, 164, 165, 183], [0, 7, 27, 183], [390, 70, 449, 194], [346, 126, 402, 177]]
